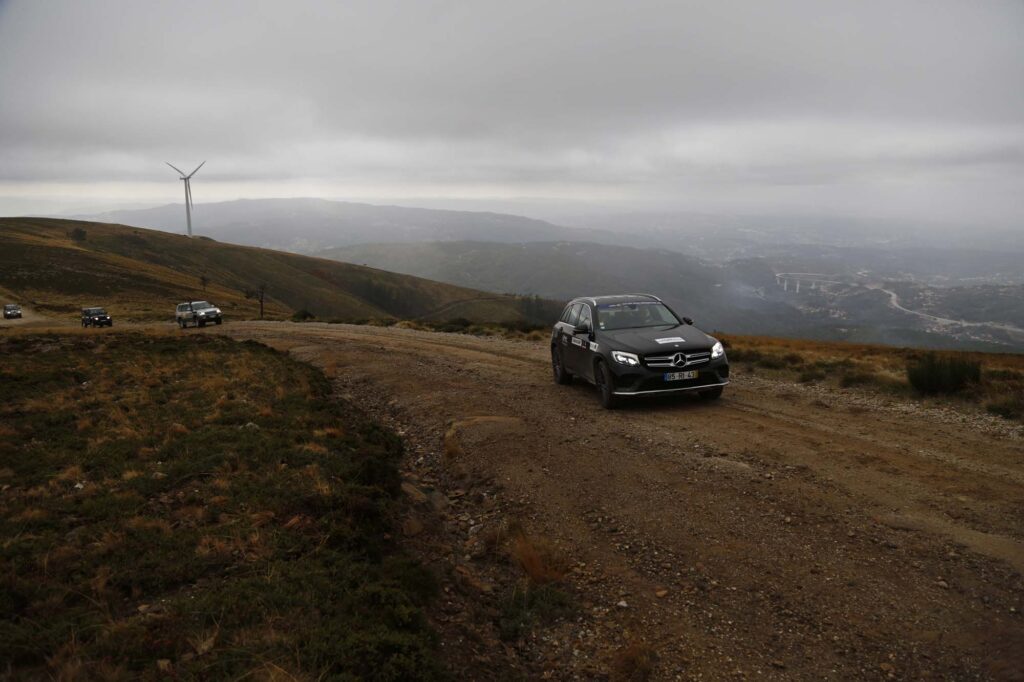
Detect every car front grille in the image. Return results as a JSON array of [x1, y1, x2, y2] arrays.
[[644, 350, 712, 368]]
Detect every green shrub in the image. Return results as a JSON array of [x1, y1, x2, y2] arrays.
[[906, 353, 981, 394], [291, 308, 316, 321]]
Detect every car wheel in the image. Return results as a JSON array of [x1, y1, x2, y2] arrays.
[[215, 319, 222, 325], [699, 386, 723, 401], [198, 320, 206, 328], [551, 345, 572, 385], [595, 360, 618, 409]]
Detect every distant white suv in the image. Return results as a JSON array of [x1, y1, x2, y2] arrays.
[[176, 300, 223, 328]]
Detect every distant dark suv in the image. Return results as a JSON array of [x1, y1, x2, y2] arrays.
[[81, 307, 113, 328], [3, 304, 21, 319], [551, 294, 728, 408]]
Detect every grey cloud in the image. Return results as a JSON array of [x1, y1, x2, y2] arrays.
[[1, 0, 1023, 224]]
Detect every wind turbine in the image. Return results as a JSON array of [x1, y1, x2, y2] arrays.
[[166, 161, 205, 237]]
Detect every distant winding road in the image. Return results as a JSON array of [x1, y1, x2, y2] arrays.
[[866, 284, 1024, 335]]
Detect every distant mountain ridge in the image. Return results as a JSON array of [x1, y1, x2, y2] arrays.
[[79, 198, 608, 254]]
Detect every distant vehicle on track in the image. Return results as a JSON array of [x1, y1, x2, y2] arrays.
[[176, 300, 223, 328], [550, 293, 729, 409], [3, 304, 22, 319], [81, 307, 113, 327]]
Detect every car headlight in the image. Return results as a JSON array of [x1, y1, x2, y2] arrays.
[[711, 341, 725, 359], [611, 350, 640, 366]]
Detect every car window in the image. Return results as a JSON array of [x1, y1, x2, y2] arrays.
[[566, 303, 582, 327], [596, 302, 680, 330], [559, 305, 573, 323], [577, 305, 592, 331]]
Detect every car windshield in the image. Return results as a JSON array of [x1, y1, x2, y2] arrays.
[[596, 301, 680, 330], [4, 304, 17, 310], [86, 308, 107, 315], [191, 301, 212, 309]]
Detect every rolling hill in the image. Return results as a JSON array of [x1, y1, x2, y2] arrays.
[[78, 198, 606, 255], [0, 218, 560, 324], [320, 240, 796, 334]]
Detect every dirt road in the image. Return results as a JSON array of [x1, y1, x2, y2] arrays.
[[226, 321, 1024, 680]]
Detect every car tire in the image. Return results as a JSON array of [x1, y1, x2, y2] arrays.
[[595, 360, 618, 409], [215, 319, 222, 325], [198, 320, 206, 328], [551, 345, 572, 385], [699, 386, 724, 401]]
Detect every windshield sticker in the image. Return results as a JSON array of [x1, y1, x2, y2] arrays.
[[597, 301, 660, 309], [655, 337, 686, 344]]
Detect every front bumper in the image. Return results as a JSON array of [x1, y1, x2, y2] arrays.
[[609, 356, 730, 396]]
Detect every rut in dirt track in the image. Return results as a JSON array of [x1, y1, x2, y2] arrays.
[[228, 321, 1024, 680]]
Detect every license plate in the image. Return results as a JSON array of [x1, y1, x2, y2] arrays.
[[664, 370, 698, 381]]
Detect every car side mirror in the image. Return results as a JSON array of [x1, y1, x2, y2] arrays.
[[683, 317, 694, 325]]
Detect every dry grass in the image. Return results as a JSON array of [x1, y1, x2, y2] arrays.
[[0, 332, 442, 679], [510, 532, 568, 585], [722, 333, 1024, 421], [611, 641, 658, 681]]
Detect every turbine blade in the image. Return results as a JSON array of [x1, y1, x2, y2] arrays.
[[166, 162, 187, 176], [187, 160, 206, 178]]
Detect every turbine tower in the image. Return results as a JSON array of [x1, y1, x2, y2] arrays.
[[165, 161, 205, 237]]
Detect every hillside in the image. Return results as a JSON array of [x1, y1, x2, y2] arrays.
[[78, 198, 604, 255], [321, 240, 829, 335], [0, 332, 442, 678], [0, 218, 559, 324]]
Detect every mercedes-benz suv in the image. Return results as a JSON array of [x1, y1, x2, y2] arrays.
[[3, 304, 22, 320], [551, 294, 728, 408]]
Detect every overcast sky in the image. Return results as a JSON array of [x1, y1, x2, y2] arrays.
[[1, 0, 1022, 227]]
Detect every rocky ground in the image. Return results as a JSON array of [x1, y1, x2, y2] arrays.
[[225, 321, 1024, 680]]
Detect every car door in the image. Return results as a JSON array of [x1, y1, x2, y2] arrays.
[[557, 303, 582, 371], [568, 304, 595, 380]]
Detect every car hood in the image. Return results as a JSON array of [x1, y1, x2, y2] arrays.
[[194, 306, 220, 313], [599, 325, 716, 355]]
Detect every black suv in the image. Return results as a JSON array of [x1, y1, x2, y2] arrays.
[[3, 304, 21, 319], [551, 294, 728, 408], [81, 307, 113, 328]]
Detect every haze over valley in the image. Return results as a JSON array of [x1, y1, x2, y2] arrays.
[[79, 197, 1024, 351]]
